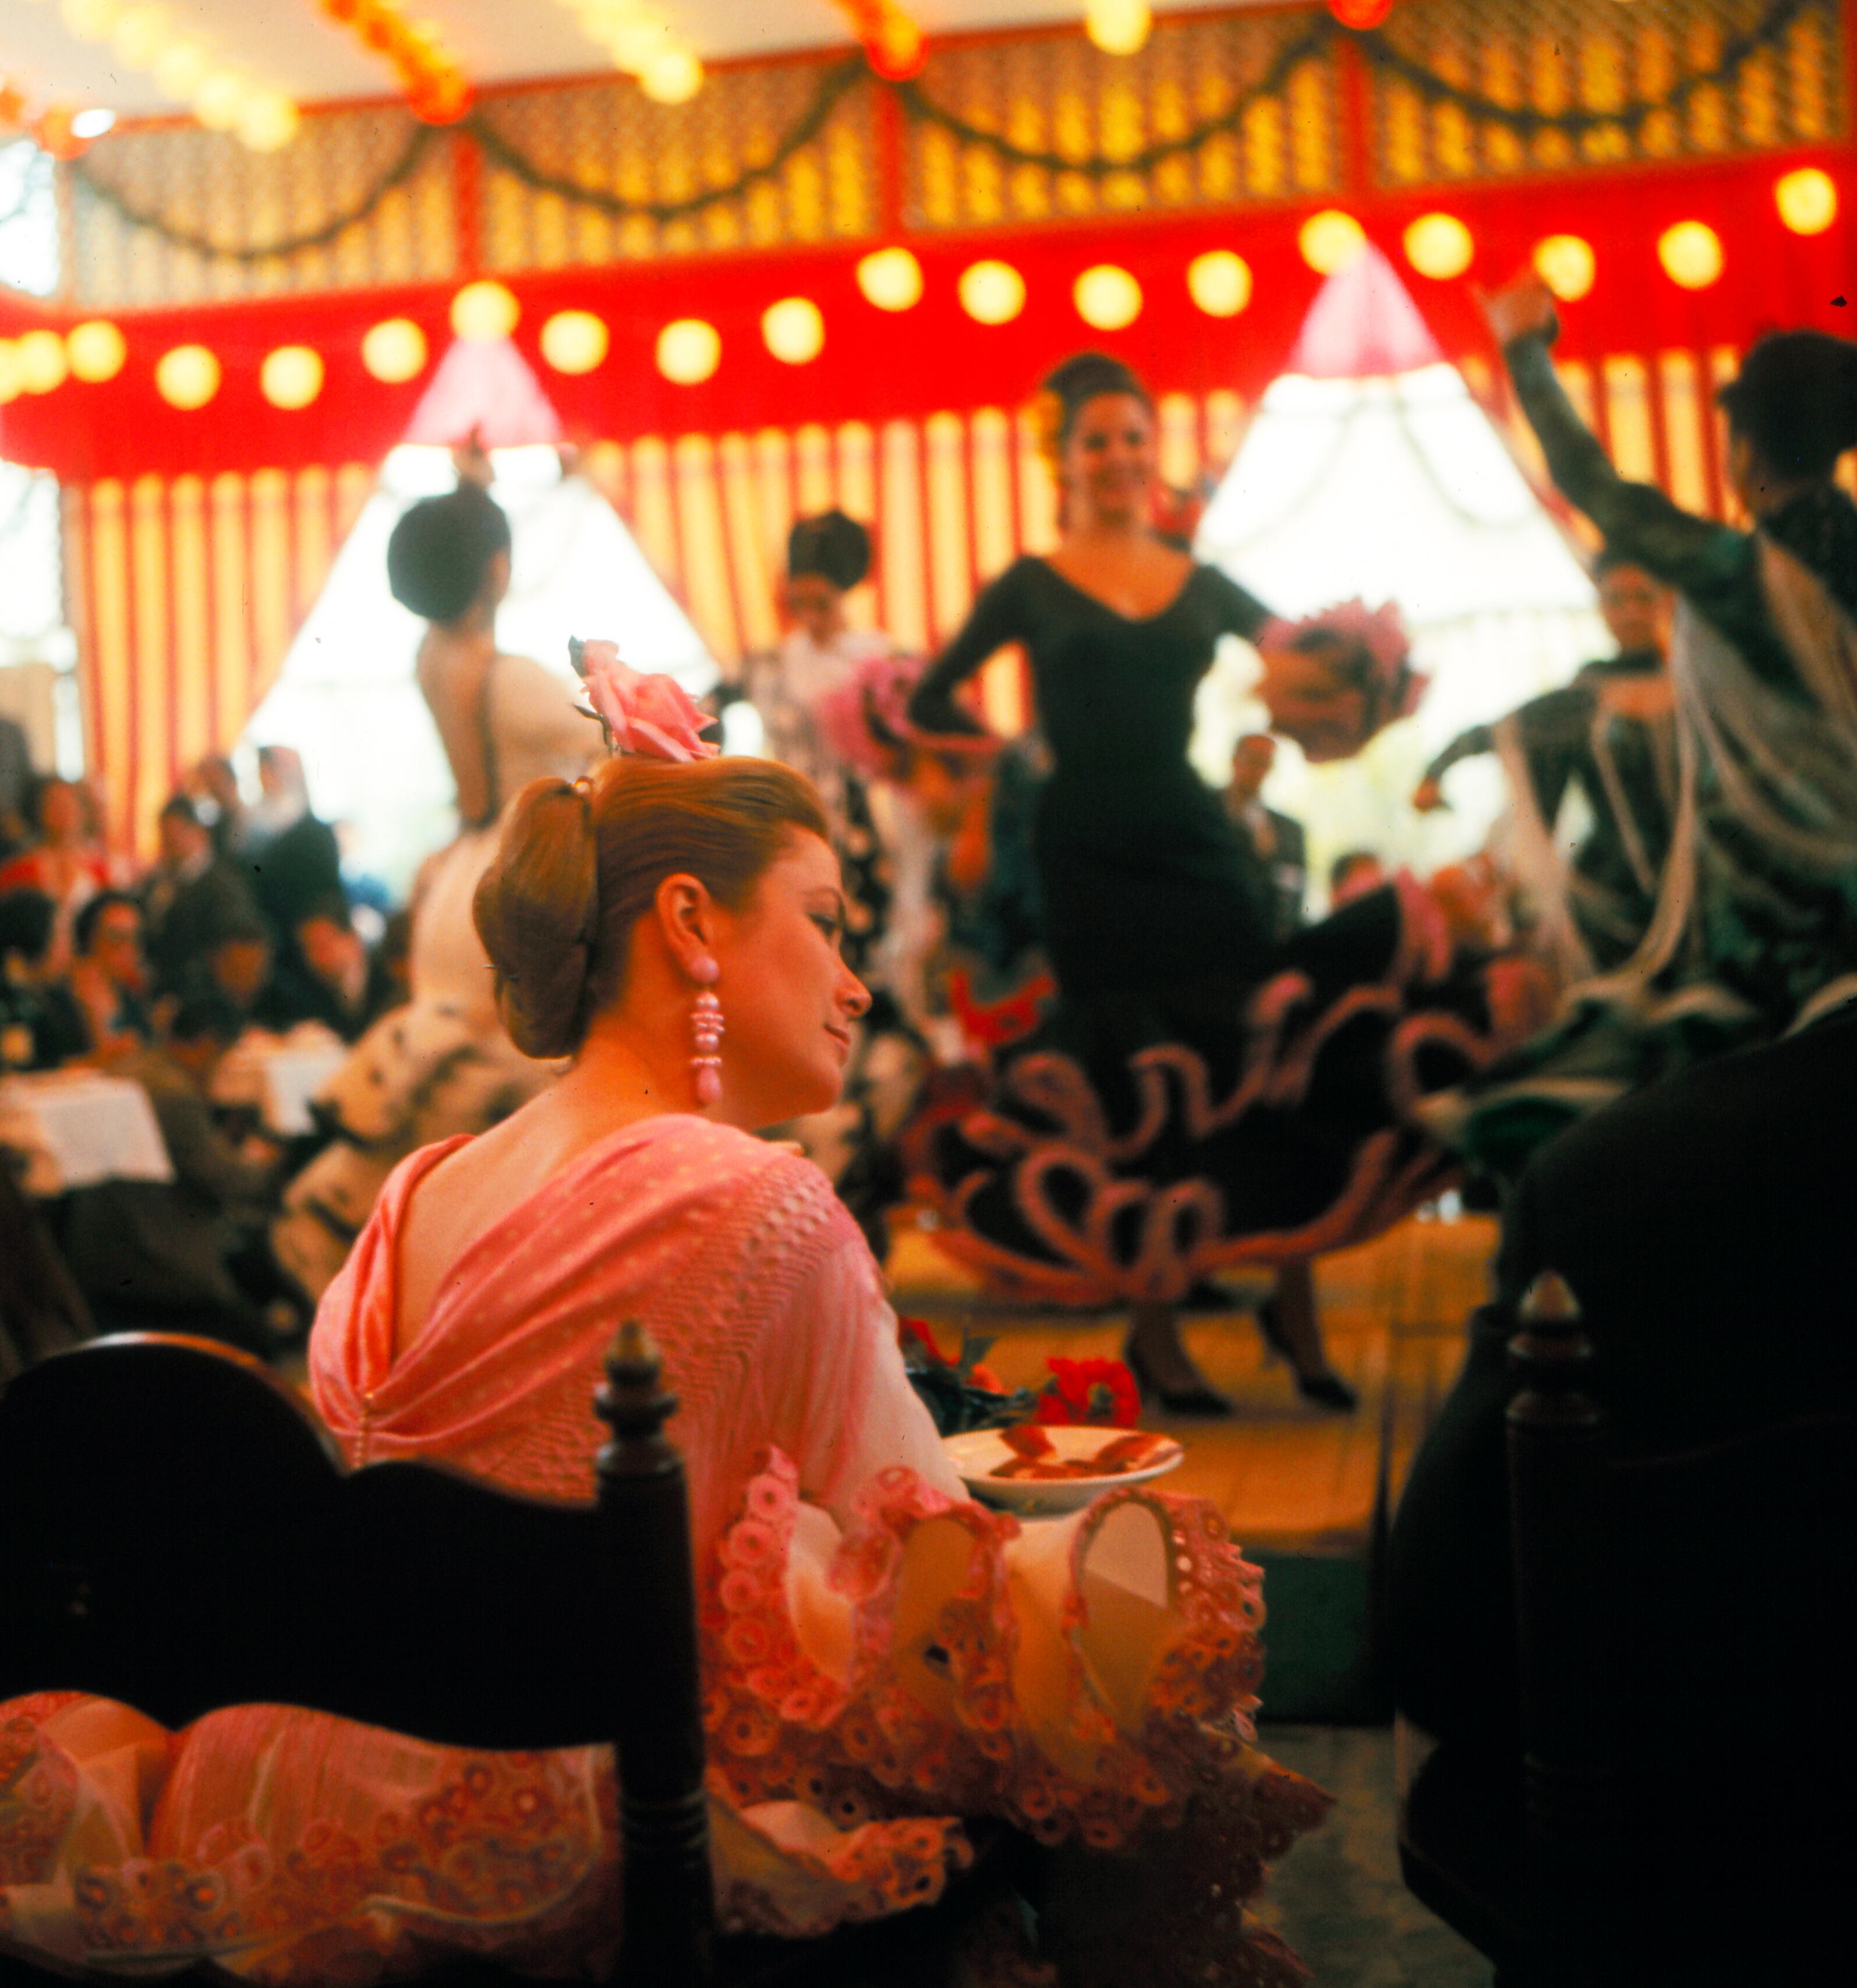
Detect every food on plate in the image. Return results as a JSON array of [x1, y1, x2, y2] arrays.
[[989, 1427, 1177, 1481]]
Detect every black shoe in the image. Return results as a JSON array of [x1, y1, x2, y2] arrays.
[[1125, 1340, 1236, 1418], [1294, 1368, 1359, 1413], [1257, 1299, 1359, 1412]]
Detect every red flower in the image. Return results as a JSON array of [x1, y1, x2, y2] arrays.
[[898, 1317, 953, 1367], [1034, 1357, 1141, 1427]]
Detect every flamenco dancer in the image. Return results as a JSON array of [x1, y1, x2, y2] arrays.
[[271, 450, 595, 1299], [0, 656, 1327, 1988], [907, 353, 1522, 1415], [1439, 281, 1857, 1177]]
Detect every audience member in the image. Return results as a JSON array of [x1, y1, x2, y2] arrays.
[[281, 897, 403, 1042], [0, 889, 88, 1070], [0, 775, 115, 970], [1222, 731, 1306, 942], [202, 915, 289, 1028], [183, 754, 249, 860], [60, 995, 285, 1356], [242, 745, 343, 957], [66, 889, 153, 1057], [139, 796, 264, 999]]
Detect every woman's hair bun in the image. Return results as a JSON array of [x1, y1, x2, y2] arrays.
[[472, 775, 601, 1058], [1040, 351, 1153, 449], [387, 484, 513, 624], [1718, 330, 1857, 479]]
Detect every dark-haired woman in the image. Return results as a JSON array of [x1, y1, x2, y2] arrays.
[[905, 355, 1520, 1413], [270, 468, 595, 1300], [1439, 283, 1857, 1176], [0, 694, 1327, 1987]]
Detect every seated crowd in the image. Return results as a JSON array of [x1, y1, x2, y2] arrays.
[[1, 751, 409, 1352]]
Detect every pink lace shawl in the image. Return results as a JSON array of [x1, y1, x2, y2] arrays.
[[309, 1114, 959, 1566]]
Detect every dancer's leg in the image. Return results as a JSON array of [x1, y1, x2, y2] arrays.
[[1259, 1264, 1357, 1412], [1123, 1303, 1234, 1417]]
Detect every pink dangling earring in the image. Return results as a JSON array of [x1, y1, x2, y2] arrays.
[[689, 956, 724, 1106]]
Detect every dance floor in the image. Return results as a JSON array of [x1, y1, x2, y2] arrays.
[[886, 1205, 1495, 1719]]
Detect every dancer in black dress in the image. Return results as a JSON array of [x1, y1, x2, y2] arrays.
[[905, 354, 1511, 1413]]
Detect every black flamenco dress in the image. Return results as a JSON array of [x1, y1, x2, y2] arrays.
[[904, 555, 1505, 1304]]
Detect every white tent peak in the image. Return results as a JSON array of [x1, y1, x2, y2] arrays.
[[1286, 243, 1444, 382], [403, 337, 563, 449]]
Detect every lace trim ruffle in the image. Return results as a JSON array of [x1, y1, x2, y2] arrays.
[[704, 1452, 1281, 1855]]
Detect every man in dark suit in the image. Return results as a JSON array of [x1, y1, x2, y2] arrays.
[[1222, 733, 1306, 945], [1390, 1003, 1857, 1753], [242, 745, 342, 961], [140, 797, 266, 1000]]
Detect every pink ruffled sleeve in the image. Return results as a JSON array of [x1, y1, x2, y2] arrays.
[[749, 1176, 963, 1524]]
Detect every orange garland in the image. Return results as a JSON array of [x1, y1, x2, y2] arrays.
[[830, 0, 926, 80], [313, 0, 472, 123]]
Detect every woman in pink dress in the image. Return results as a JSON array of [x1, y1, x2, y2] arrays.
[[0, 662, 1325, 1987]]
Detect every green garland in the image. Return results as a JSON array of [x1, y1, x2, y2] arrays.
[[71, 124, 439, 264], [1354, 0, 1819, 139], [893, 17, 1335, 178], [466, 56, 866, 225], [56, 0, 1834, 263]]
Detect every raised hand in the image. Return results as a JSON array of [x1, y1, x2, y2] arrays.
[[1478, 273, 1558, 348]]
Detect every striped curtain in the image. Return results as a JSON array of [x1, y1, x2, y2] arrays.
[[63, 465, 374, 854], [70, 355, 1825, 858]]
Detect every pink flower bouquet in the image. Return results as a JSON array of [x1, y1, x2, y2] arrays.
[[1257, 599, 1429, 764]]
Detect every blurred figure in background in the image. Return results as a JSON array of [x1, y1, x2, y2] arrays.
[[65, 890, 153, 1059], [1414, 552, 1675, 977], [183, 754, 249, 861], [0, 889, 88, 1071], [139, 796, 264, 1000], [0, 714, 31, 854], [243, 745, 344, 962], [281, 897, 404, 1043], [1222, 731, 1307, 943], [61, 996, 286, 1356], [0, 776, 116, 972]]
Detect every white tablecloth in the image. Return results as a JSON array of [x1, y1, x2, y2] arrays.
[[211, 1028, 348, 1136], [0, 1071, 174, 1196]]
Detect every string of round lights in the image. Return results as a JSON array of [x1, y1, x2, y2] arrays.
[[312, 0, 472, 123], [17, 0, 299, 152], [553, 0, 705, 105]]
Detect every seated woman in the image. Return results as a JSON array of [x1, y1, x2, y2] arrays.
[[0, 662, 1325, 1988]]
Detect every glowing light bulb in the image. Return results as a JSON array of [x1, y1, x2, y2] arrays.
[[762, 296, 825, 364], [1187, 250, 1253, 317], [1299, 209, 1367, 274], [237, 90, 299, 152], [450, 281, 520, 342], [155, 344, 221, 409], [1403, 212, 1473, 280], [640, 48, 702, 103], [1776, 167, 1838, 236], [958, 260, 1026, 326], [1073, 264, 1143, 330], [154, 41, 210, 99], [1085, 0, 1151, 56], [362, 317, 428, 383], [656, 319, 721, 384], [1658, 220, 1723, 290], [15, 329, 69, 394], [857, 246, 924, 312], [193, 71, 246, 132], [69, 107, 117, 139], [1533, 234, 1596, 302], [540, 310, 610, 374], [66, 319, 127, 382], [260, 345, 323, 409], [111, 3, 166, 68]]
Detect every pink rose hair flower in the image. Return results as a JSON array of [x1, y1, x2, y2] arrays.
[[570, 638, 719, 763]]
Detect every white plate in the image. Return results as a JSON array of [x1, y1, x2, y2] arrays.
[[944, 1425, 1184, 1515]]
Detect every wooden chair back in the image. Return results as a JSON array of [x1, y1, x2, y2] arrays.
[[0, 1329, 714, 1985]]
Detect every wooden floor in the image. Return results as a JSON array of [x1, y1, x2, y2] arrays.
[[886, 1205, 1497, 1558]]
